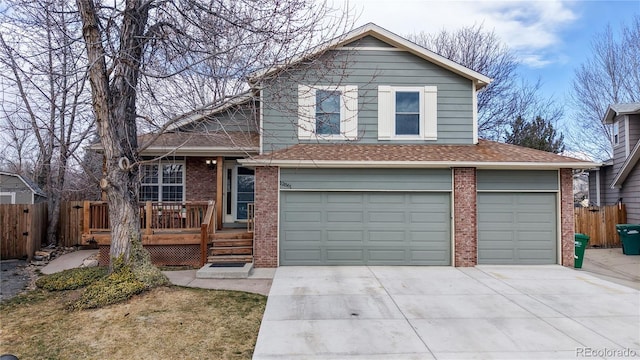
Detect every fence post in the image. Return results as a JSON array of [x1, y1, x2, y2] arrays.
[[83, 201, 90, 235], [145, 201, 152, 235]]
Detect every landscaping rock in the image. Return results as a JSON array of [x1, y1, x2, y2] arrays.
[[82, 259, 99, 268]]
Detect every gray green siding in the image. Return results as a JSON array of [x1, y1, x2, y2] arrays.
[[261, 48, 474, 152], [477, 170, 559, 191], [280, 168, 452, 191], [179, 101, 258, 133], [344, 35, 394, 48]]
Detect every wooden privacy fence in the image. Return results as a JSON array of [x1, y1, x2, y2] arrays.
[[0, 203, 48, 260], [58, 201, 84, 247], [575, 204, 626, 248]]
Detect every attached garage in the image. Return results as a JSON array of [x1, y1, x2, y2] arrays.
[[279, 168, 451, 265], [477, 170, 559, 265]]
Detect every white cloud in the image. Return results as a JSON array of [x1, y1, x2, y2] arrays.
[[342, 0, 579, 67]]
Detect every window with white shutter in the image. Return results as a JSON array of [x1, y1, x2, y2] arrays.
[[298, 85, 358, 140], [377, 85, 437, 140]]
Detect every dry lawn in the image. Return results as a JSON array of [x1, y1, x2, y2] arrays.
[[0, 286, 266, 359]]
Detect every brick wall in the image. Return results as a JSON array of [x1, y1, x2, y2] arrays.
[[453, 168, 477, 267], [254, 166, 279, 267], [560, 168, 575, 267], [185, 157, 216, 201]]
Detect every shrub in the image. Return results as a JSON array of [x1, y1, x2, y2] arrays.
[[36, 267, 108, 291], [71, 267, 147, 310]]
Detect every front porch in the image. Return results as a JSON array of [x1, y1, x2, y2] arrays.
[[80, 200, 254, 267]]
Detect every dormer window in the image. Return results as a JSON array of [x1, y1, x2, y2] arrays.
[[298, 85, 358, 140], [378, 85, 438, 140]]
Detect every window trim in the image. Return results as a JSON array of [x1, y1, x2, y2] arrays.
[[140, 161, 186, 202], [298, 85, 358, 140], [612, 120, 620, 147], [378, 85, 437, 140]]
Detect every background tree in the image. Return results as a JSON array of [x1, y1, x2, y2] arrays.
[[569, 15, 639, 161], [0, 1, 94, 244], [505, 116, 565, 154], [407, 24, 562, 141], [74, 0, 350, 279]]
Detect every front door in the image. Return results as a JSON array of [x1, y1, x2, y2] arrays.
[[223, 162, 254, 223]]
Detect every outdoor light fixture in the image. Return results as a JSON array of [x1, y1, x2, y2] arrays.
[[205, 159, 217, 169]]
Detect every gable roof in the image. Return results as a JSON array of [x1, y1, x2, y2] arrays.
[[137, 132, 259, 156], [611, 138, 640, 188], [240, 140, 599, 169], [0, 171, 46, 197], [249, 23, 492, 89], [603, 103, 640, 124]]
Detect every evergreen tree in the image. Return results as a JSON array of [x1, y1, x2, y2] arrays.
[[505, 116, 565, 153]]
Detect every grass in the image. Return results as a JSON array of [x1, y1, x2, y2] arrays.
[[0, 286, 267, 359]]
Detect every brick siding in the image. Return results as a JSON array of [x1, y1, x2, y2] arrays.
[[453, 168, 478, 267], [185, 157, 216, 201], [560, 168, 575, 267], [254, 166, 279, 267]]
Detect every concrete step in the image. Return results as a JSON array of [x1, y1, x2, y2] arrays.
[[196, 262, 254, 279], [210, 246, 253, 256]]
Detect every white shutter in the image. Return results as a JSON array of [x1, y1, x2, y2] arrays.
[[424, 86, 437, 140], [378, 85, 392, 140], [298, 85, 315, 139], [343, 85, 358, 140]]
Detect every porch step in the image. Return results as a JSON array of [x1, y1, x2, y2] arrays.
[[207, 254, 253, 263], [210, 246, 253, 256], [211, 231, 253, 240], [211, 239, 253, 247]]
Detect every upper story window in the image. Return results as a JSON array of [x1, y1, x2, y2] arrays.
[[612, 120, 620, 146], [378, 85, 438, 140], [140, 163, 185, 202], [298, 85, 358, 140]]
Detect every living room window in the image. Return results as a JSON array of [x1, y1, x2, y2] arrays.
[[298, 85, 358, 140], [140, 163, 184, 202], [378, 85, 437, 140]]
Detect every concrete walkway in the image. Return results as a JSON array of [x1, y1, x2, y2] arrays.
[[39, 251, 274, 296], [253, 265, 640, 359], [580, 248, 640, 290]]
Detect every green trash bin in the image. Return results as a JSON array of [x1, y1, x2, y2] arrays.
[[574, 233, 590, 268], [615, 224, 640, 255]]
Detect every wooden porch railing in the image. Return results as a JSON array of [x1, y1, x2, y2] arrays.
[[247, 203, 254, 233], [83, 201, 211, 235], [200, 200, 216, 266]]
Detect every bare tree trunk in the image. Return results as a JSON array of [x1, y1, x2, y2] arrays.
[[77, 0, 159, 277]]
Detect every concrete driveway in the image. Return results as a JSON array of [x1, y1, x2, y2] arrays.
[[253, 265, 640, 359]]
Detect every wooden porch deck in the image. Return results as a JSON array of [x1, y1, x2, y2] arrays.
[[80, 201, 254, 266]]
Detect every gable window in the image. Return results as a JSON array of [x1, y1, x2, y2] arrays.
[[140, 163, 184, 202], [298, 85, 358, 140], [612, 121, 620, 146], [378, 85, 437, 140]]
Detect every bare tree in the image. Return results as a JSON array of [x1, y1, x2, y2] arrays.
[[74, 0, 350, 277], [569, 16, 640, 161], [407, 24, 562, 141], [0, 0, 94, 244]]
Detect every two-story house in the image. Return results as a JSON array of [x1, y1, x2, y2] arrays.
[[588, 103, 640, 223], [86, 23, 597, 268]]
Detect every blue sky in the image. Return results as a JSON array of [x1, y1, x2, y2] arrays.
[[342, 0, 639, 122]]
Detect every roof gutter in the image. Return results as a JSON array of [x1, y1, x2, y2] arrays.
[[238, 159, 600, 170]]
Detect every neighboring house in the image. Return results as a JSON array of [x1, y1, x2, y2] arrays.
[[588, 103, 640, 223], [87, 23, 597, 268], [0, 172, 47, 204]]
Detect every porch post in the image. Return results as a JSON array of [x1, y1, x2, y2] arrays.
[[216, 156, 223, 230]]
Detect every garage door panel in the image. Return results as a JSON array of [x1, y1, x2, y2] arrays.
[[281, 191, 451, 265], [327, 211, 363, 222], [478, 193, 556, 265], [326, 230, 364, 242]]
